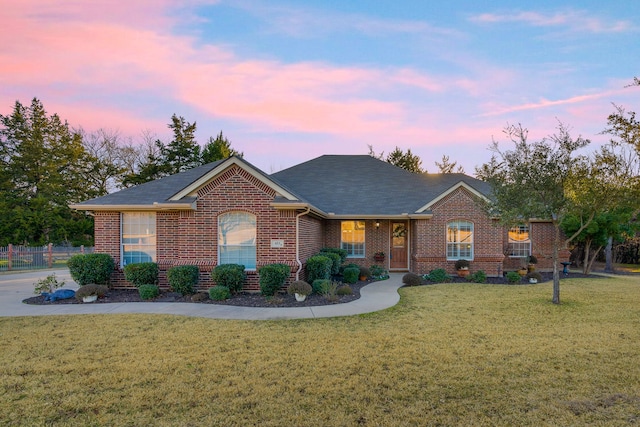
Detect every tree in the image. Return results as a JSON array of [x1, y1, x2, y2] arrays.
[[435, 155, 465, 174], [476, 122, 591, 304], [386, 146, 424, 173], [201, 131, 243, 164], [0, 98, 94, 245]]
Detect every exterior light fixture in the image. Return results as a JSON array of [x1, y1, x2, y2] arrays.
[[375, 220, 380, 229]]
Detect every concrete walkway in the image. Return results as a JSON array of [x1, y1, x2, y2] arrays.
[[0, 269, 404, 320]]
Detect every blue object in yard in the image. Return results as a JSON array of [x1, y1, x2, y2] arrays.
[[42, 289, 76, 301], [561, 262, 571, 275]]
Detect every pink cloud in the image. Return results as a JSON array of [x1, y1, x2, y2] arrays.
[[470, 10, 633, 33]]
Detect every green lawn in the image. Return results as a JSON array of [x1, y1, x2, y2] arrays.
[[1, 275, 639, 426]]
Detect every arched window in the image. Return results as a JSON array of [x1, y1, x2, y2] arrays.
[[447, 220, 473, 260], [218, 212, 256, 269]]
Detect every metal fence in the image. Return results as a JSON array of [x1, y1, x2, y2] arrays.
[[0, 244, 95, 272]]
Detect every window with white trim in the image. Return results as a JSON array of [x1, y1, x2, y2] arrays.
[[121, 212, 156, 266], [218, 211, 256, 269], [447, 220, 473, 260], [341, 220, 365, 258], [508, 224, 531, 258]]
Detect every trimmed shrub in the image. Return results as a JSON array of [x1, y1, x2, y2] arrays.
[[312, 279, 331, 294], [343, 266, 360, 284], [138, 284, 159, 300], [468, 270, 487, 283], [75, 284, 108, 301], [306, 255, 332, 283], [209, 285, 231, 301], [402, 273, 422, 286], [336, 285, 352, 296], [506, 271, 522, 284], [258, 263, 291, 296], [211, 264, 246, 294], [319, 251, 341, 275], [427, 268, 451, 283], [287, 280, 312, 296], [320, 247, 348, 264], [67, 253, 115, 286], [359, 266, 371, 279], [124, 262, 159, 287], [369, 265, 387, 278], [167, 265, 199, 296], [191, 292, 209, 302]]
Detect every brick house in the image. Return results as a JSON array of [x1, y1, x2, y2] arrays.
[[71, 155, 561, 290]]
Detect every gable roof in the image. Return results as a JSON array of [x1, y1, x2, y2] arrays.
[[70, 154, 492, 217]]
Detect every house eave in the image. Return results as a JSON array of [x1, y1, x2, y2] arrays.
[[69, 202, 197, 212], [416, 181, 490, 213]]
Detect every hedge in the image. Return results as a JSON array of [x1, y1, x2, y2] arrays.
[[67, 253, 115, 286]]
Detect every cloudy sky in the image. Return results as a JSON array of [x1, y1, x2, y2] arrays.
[[2, 0, 639, 174]]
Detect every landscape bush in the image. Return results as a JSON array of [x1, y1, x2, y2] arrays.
[[336, 285, 352, 296], [369, 265, 388, 279], [320, 247, 348, 264], [258, 263, 291, 296], [75, 284, 108, 301], [167, 265, 199, 295], [138, 284, 159, 300], [306, 255, 332, 283], [318, 280, 339, 302], [211, 264, 246, 293], [526, 271, 543, 282], [209, 285, 231, 301], [123, 262, 159, 287], [468, 270, 487, 283], [319, 251, 341, 275], [359, 266, 371, 279], [342, 266, 360, 284], [402, 272, 423, 286], [427, 268, 451, 283], [67, 253, 115, 286], [506, 271, 522, 284], [286, 280, 312, 296], [312, 279, 331, 294], [33, 273, 65, 294]]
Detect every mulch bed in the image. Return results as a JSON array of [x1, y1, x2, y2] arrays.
[[22, 271, 602, 308]]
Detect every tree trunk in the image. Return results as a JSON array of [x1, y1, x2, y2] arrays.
[[585, 246, 603, 275], [552, 222, 561, 305], [605, 236, 614, 273], [582, 239, 591, 275]]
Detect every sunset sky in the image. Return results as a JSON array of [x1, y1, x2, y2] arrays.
[[2, 0, 639, 175]]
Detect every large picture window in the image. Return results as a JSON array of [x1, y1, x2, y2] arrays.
[[341, 221, 365, 258], [508, 224, 531, 258], [218, 212, 256, 269], [447, 220, 473, 260], [121, 212, 156, 266]]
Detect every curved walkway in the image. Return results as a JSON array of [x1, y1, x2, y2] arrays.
[[0, 269, 404, 320]]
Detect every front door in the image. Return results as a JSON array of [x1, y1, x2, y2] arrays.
[[390, 221, 408, 270]]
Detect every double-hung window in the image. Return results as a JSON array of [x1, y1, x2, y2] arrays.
[[447, 220, 473, 260], [218, 212, 256, 269], [121, 212, 156, 266], [508, 224, 531, 258], [341, 221, 365, 258]]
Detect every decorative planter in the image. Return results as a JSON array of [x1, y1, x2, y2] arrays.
[[457, 269, 470, 278], [294, 293, 307, 302], [82, 295, 98, 303], [529, 278, 538, 284], [374, 255, 385, 262], [518, 268, 528, 277]]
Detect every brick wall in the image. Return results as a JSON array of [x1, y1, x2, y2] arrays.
[[323, 219, 390, 269]]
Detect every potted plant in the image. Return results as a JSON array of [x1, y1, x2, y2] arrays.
[[527, 255, 538, 273], [75, 284, 108, 303], [373, 251, 385, 262], [287, 280, 312, 302], [454, 259, 470, 277]]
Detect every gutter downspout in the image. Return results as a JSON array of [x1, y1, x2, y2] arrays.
[[295, 207, 311, 281]]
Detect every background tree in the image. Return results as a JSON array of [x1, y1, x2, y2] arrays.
[[160, 114, 201, 174], [476, 122, 592, 304], [435, 155, 464, 173], [386, 146, 424, 173], [201, 131, 243, 163], [0, 98, 94, 245]]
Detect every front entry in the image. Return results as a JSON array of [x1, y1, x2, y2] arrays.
[[390, 221, 408, 270]]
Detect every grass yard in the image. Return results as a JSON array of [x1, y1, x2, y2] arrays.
[[1, 275, 639, 426]]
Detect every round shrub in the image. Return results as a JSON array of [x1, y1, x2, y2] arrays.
[[468, 270, 487, 283], [138, 284, 159, 300], [427, 268, 451, 283], [306, 255, 332, 283], [343, 266, 360, 284], [336, 285, 352, 296], [287, 280, 312, 296], [320, 247, 348, 264], [359, 266, 371, 279], [402, 273, 422, 286], [506, 271, 522, 284], [319, 251, 341, 275], [211, 264, 246, 294], [258, 263, 291, 296], [124, 262, 159, 287], [67, 253, 115, 286], [167, 265, 199, 296], [75, 284, 108, 301], [312, 279, 331, 294], [369, 265, 386, 278], [209, 285, 231, 301]]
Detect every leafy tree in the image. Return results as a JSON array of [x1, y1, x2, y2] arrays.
[[160, 114, 201, 174], [201, 131, 243, 163], [0, 98, 94, 245], [386, 146, 424, 173], [435, 155, 464, 174], [476, 122, 592, 304]]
